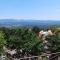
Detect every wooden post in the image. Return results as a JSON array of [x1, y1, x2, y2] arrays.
[[42, 56, 48, 60], [29, 58, 31, 60], [58, 56, 60, 60], [38, 56, 42, 60]]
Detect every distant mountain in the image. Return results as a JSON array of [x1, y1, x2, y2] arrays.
[[0, 19, 60, 28]]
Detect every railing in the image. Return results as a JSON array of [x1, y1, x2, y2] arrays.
[[5, 52, 60, 60], [15, 52, 60, 60]]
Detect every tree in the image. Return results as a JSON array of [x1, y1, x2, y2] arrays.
[[0, 31, 6, 55], [47, 30, 60, 53], [5, 28, 43, 57], [32, 26, 40, 35], [48, 26, 58, 33]]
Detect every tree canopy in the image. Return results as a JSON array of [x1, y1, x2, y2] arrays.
[[0, 31, 6, 54]]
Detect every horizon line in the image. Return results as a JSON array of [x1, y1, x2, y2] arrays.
[[0, 19, 60, 21]]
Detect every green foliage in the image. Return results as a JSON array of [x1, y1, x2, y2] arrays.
[[48, 26, 58, 33], [0, 26, 60, 56], [3, 28, 43, 56], [6, 28, 40, 50], [0, 31, 6, 54], [32, 26, 40, 34], [48, 30, 60, 52]]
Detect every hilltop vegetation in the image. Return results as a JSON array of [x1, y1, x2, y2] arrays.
[[0, 26, 60, 59]]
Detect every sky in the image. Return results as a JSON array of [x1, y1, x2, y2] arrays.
[[0, 0, 60, 20]]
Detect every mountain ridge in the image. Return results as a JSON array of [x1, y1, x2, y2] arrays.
[[0, 19, 60, 28]]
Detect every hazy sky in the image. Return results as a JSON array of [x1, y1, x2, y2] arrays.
[[0, 0, 60, 20]]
